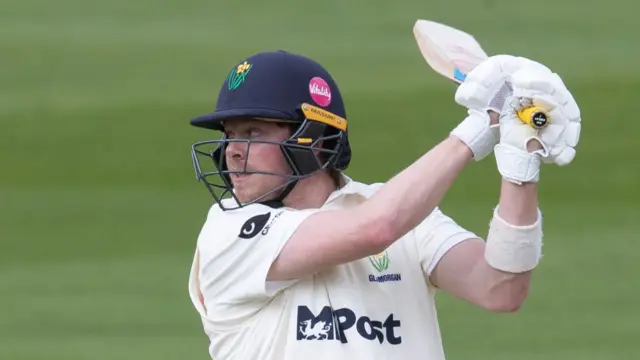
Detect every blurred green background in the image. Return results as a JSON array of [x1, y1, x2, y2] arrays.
[[1, 0, 638, 359]]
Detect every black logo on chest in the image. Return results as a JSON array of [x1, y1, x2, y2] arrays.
[[238, 212, 271, 239], [296, 305, 402, 344]]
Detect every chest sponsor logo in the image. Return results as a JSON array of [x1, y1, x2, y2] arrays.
[[296, 305, 401, 345], [368, 251, 401, 283], [238, 212, 271, 239], [238, 210, 284, 239]]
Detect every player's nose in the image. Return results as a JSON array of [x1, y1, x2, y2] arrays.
[[225, 140, 248, 160]]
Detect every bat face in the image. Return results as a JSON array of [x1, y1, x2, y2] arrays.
[[412, 19, 547, 129], [413, 20, 488, 84]]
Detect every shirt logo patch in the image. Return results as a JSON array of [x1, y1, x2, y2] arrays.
[[299, 319, 332, 340], [369, 251, 389, 272], [368, 250, 401, 283], [238, 212, 271, 239], [296, 305, 402, 344]]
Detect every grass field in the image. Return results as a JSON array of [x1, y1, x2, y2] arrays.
[[1, 0, 639, 359]]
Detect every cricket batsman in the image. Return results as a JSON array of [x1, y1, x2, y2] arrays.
[[186, 50, 582, 359]]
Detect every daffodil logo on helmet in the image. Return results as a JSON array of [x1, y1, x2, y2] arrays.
[[227, 61, 253, 90]]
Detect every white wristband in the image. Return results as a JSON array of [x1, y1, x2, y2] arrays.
[[485, 206, 543, 273]]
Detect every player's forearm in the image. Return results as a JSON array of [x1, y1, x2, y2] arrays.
[[474, 258, 532, 312], [497, 180, 539, 225], [479, 172, 542, 312], [365, 136, 473, 245]]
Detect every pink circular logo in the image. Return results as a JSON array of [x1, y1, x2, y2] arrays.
[[309, 77, 332, 107]]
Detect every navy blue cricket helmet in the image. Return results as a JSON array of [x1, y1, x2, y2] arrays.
[[190, 50, 352, 210]]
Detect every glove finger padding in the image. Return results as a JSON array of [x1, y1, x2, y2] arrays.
[[516, 73, 581, 125], [456, 55, 553, 114], [564, 121, 581, 147], [550, 146, 576, 166], [512, 69, 560, 98], [509, 67, 582, 167], [455, 55, 530, 113], [532, 94, 559, 112], [510, 96, 533, 111]]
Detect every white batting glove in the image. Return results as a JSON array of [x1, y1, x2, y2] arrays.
[[494, 67, 582, 184], [511, 69, 582, 166], [494, 98, 545, 184], [450, 55, 551, 161]]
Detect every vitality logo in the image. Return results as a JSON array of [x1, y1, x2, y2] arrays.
[[296, 305, 402, 345]]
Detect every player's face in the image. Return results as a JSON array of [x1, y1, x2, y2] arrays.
[[223, 118, 293, 204]]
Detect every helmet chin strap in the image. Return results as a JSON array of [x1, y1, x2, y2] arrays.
[[259, 178, 298, 209], [277, 179, 298, 202]]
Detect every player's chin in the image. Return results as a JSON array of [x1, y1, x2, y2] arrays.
[[236, 186, 284, 205], [233, 188, 256, 204], [233, 184, 266, 204], [233, 174, 289, 203], [236, 191, 272, 205]]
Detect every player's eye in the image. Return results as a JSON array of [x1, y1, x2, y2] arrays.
[[248, 128, 262, 138]]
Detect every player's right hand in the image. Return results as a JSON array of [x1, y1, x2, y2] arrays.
[[450, 55, 550, 161], [494, 65, 582, 184], [509, 68, 582, 166]]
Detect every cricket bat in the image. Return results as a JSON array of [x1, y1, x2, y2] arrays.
[[412, 19, 549, 129]]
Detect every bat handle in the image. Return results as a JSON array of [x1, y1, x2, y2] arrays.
[[517, 106, 550, 129]]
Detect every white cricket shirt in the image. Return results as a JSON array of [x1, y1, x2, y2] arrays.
[[187, 175, 477, 360]]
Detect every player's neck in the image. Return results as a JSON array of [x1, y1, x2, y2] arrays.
[[283, 171, 338, 210]]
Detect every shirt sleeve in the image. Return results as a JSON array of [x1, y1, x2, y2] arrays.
[[413, 207, 479, 277], [198, 207, 318, 313]]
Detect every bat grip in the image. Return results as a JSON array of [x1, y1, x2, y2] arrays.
[[517, 107, 550, 129]]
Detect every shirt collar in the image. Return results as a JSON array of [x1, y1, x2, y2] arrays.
[[324, 173, 366, 204]]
